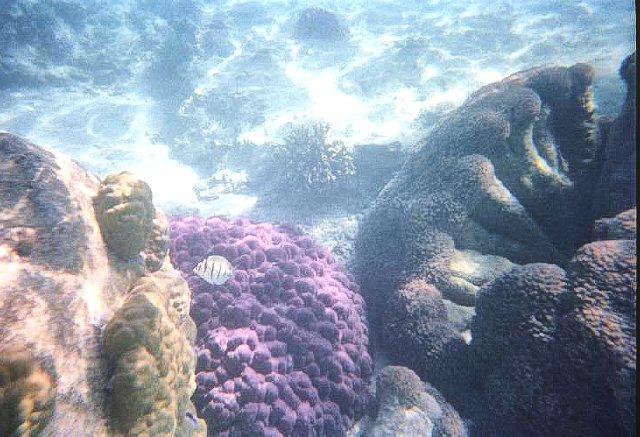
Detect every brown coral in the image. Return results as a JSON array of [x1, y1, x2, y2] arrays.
[[592, 52, 636, 219], [143, 208, 171, 273], [0, 348, 56, 436], [366, 366, 468, 437], [382, 279, 469, 396], [94, 171, 155, 261], [0, 132, 203, 435], [103, 265, 204, 436], [594, 208, 636, 241], [471, 231, 636, 436]]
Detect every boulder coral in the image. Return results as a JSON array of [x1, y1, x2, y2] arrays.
[[94, 171, 156, 261], [594, 207, 636, 241], [355, 63, 598, 325], [354, 56, 635, 435], [357, 366, 467, 437], [470, 208, 636, 436], [0, 132, 204, 436], [169, 215, 372, 436], [382, 279, 467, 392]]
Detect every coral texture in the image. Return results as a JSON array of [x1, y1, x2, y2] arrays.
[[263, 120, 356, 200], [382, 279, 467, 391], [294, 7, 349, 41], [471, 220, 636, 436], [592, 52, 636, 219], [94, 171, 156, 261], [354, 62, 597, 333], [0, 347, 56, 436], [0, 132, 203, 436], [594, 208, 636, 241], [354, 59, 636, 435], [104, 265, 204, 436], [169, 215, 372, 436], [364, 366, 468, 437]]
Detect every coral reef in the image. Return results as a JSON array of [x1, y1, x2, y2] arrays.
[[355, 56, 635, 436], [355, 366, 467, 437], [0, 132, 203, 436], [594, 208, 636, 241], [294, 7, 349, 41], [381, 279, 467, 391], [262, 120, 356, 200], [104, 265, 204, 436], [355, 62, 598, 334], [0, 347, 56, 436], [592, 52, 636, 219], [94, 171, 156, 261], [470, 213, 636, 436], [169, 215, 372, 436]]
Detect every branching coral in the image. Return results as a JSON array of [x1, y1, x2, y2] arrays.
[[267, 120, 355, 198]]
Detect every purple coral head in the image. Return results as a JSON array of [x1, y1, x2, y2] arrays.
[[169, 215, 371, 436]]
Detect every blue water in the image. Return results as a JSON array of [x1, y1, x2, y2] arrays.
[[0, 0, 635, 214]]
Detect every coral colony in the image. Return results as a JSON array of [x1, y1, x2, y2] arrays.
[[169, 216, 372, 436]]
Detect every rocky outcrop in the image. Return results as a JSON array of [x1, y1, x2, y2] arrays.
[[0, 132, 204, 436]]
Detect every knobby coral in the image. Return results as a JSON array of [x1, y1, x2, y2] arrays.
[[0, 132, 203, 436], [355, 62, 598, 333], [104, 265, 204, 436], [471, 209, 636, 436], [367, 366, 468, 437], [94, 171, 156, 261], [169, 215, 372, 436]]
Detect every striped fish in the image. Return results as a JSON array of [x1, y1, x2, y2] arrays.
[[193, 255, 233, 285]]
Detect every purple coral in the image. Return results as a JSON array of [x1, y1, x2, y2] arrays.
[[169, 216, 372, 436]]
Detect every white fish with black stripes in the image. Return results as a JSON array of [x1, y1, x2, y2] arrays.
[[193, 254, 233, 285]]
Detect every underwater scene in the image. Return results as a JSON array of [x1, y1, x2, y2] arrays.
[[0, 0, 636, 436]]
